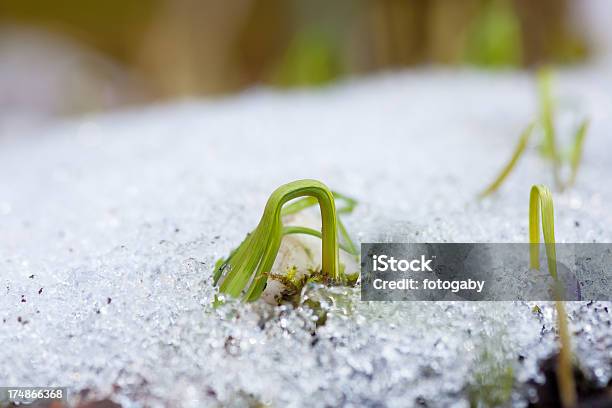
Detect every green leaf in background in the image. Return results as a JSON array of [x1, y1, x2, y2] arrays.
[[537, 67, 564, 189], [480, 70, 590, 196], [463, 0, 522, 67], [274, 30, 342, 87]]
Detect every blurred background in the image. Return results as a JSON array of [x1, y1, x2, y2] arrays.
[[0, 0, 610, 125]]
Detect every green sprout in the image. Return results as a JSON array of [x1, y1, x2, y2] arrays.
[[529, 185, 557, 278], [480, 69, 590, 196], [529, 184, 577, 408], [214, 179, 358, 302], [479, 122, 534, 198]]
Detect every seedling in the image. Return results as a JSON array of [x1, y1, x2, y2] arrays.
[[529, 184, 576, 408], [214, 179, 358, 302], [479, 122, 535, 198], [480, 69, 589, 196]]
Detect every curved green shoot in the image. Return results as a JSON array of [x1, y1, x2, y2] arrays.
[[529, 184, 557, 278], [281, 191, 357, 215], [528, 184, 576, 408], [479, 123, 534, 197], [281, 191, 358, 256], [215, 179, 356, 302]]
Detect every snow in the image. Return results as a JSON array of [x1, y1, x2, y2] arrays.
[[1, 69, 611, 407]]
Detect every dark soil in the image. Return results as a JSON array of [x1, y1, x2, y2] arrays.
[[529, 354, 612, 407]]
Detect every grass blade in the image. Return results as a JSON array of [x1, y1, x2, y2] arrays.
[[537, 68, 562, 187], [566, 118, 589, 188], [528, 184, 576, 408], [479, 123, 534, 197], [529, 184, 557, 278]]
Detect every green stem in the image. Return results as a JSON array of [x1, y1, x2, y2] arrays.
[[528, 184, 576, 408], [529, 184, 557, 278], [282, 225, 357, 255], [555, 299, 576, 408], [538, 68, 562, 189], [280, 191, 358, 256]]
